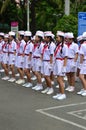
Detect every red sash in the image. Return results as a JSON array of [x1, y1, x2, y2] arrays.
[[42, 44, 48, 55], [67, 42, 71, 48], [33, 44, 38, 51], [54, 44, 61, 56]]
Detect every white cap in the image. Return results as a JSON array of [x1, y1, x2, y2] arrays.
[[9, 31, 15, 36], [0, 32, 4, 37], [66, 32, 74, 38], [24, 31, 32, 37], [18, 31, 24, 35], [77, 35, 83, 41], [56, 31, 64, 37], [82, 32, 86, 40], [4, 34, 9, 38], [44, 31, 53, 37], [35, 31, 44, 38]]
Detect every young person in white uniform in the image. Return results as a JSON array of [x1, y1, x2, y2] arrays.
[[15, 31, 26, 84], [65, 32, 78, 92], [53, 31, 68, 100], [76, 35, 83, 83], [78, 32, 86, 96], [32, 31, 44, 91], [41, 31, 56, 95], [0, 32, 5, 71], [22, 31, 34, 88], [1, 34, 9, 80], [8, 31, 17, 82]]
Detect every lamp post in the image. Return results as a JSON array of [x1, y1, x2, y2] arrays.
[[27, 0, 30, 31], [65, 0, 70, 15]]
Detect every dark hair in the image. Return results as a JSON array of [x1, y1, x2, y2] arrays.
[[60, 36, 64, 53], [38, 36, 43, 42], [20, 35, 24, 39]]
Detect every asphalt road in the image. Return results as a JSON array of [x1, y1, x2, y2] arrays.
[[0, 74, 86, 130]]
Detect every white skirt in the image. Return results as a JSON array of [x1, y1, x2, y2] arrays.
[[23, 55, 31, 69], [53, 60, 65, 76], [2, 53, 8, 64], [66, 59, 76, 73], [32, 58, 42, 72], [8, 54, 16, 65], [42, 61, 52, 76], [16, 56, 24, 68]]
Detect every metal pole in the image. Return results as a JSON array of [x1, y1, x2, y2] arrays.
[[27, 0, 30, 30], [65, 0, 70, 16]]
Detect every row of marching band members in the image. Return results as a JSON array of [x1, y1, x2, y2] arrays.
[[0, 30, 86, 100]]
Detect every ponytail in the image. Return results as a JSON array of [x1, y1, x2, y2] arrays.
[[60, 36, 64, 53]]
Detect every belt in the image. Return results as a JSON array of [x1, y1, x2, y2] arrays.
[[33, 56, 40, 59], [68, 58, 74, 60], [25, 53, 29, 56], [18, 53, 23, 56], [56, 58, 64, 60], [8, 52, 14, 54], [3, 51, 8, 53], [43, 60, 50, 62]]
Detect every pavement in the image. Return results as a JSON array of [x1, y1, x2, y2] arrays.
[[0, 73, 86, 130]]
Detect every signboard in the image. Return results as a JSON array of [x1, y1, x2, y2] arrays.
[[78, 12, 86, 36], [11, 21, 18, 37]]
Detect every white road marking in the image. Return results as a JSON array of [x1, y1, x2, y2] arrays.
[[36, 102, 86, 130], [67, 109, 86, 120]]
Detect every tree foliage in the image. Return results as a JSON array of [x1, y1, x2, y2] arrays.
[[0, 0, 86, 35]]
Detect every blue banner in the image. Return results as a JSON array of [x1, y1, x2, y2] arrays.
[[78, 12, 86, 36]]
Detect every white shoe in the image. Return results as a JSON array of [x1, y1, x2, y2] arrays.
[[56, 85, 59, 88], [31, 76, 37, 80], [65, 86, 71, 91], [32, 85, 38, 90], [81, 90, 86, 96], [51, 81, 54, 85], [47, 88, 54, 95], [15, 73, 20, 77], [25, 83, 32, 88], [68, 86, 75, 92], [41, 78, 45, 82], [9, 71, 12, 74], [22, 82, 29, 87], [16, 79, 25, 84], [0, 69, 4, 72], [64, 76, 68, 81], [35, 85, 43, 91], [77, 89, 84, 95], [24, 76, 27, 79], [41, 87, 49, 94], [52, 93, 61, 99], [15, 79, 21, 83], [56, 84, 65, 89], [2, 76, 9, 80], [57, 94, 66, 100], [8, 78, 16, 82]]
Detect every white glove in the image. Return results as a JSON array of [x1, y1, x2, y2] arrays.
[[62, 66, 66, 74], [71, 61, 76, 69], [79, 63, 83, 69], [49, 64, 53, 70], [12, 56, 15, 62]]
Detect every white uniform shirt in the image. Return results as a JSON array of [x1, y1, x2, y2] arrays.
[[0, 40, 4, 52], [67, 42, 78, 58], [18, 39, 26, 54], [2, 42, 9, 53], [33, 42, 44, 57], [79, 41, 86, 60], [55, 43, 68, 59], [43, 42, 56, 60], [24, 41, 33, 54], [8, 39, 17, 53]]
